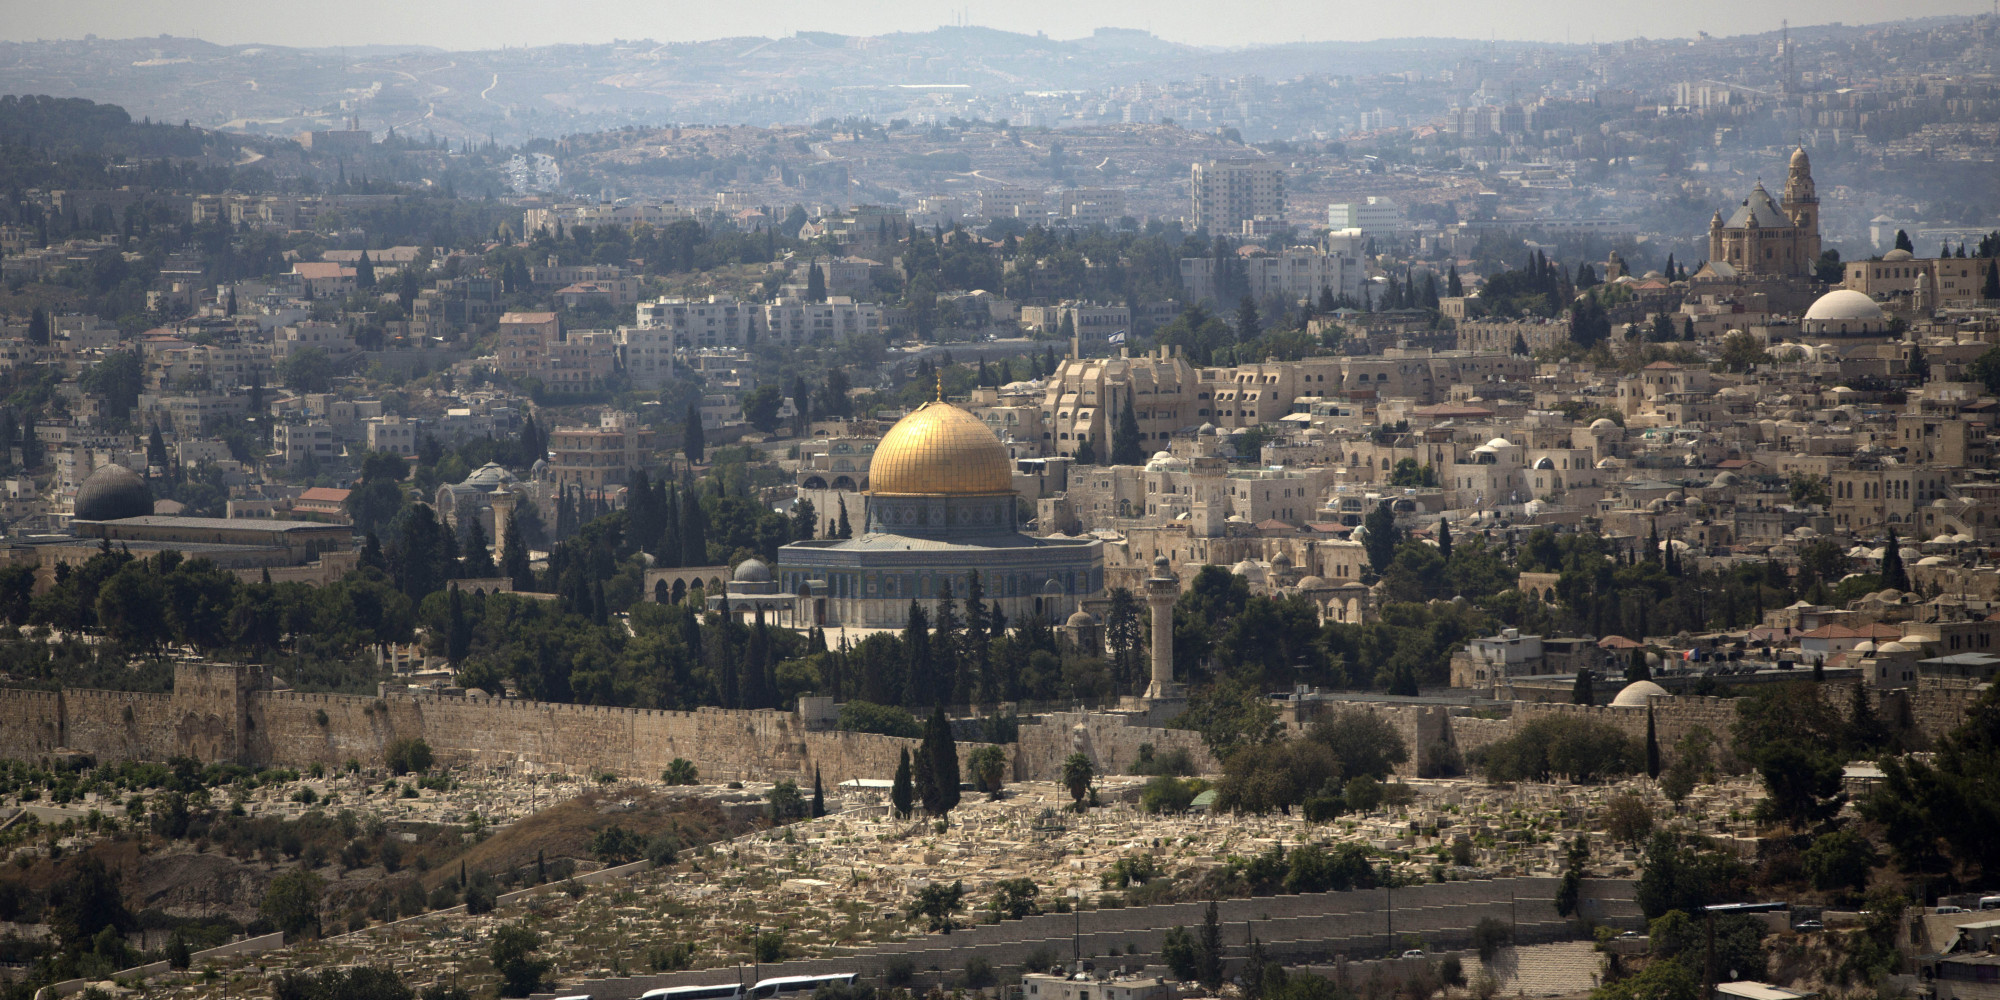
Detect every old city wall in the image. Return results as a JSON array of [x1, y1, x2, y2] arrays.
[[244, 692, 989, 785], [1015, 711, 1216, 781], [60, 689, 178, 761], [0, 688, 65, 759]]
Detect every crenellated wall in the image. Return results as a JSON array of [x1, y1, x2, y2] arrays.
[[0, 666, 1983, 788], [0, 688, 64, 758], [61, 689, 178, 761]]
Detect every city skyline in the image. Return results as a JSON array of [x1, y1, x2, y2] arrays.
[[2, 0, 1986, 51]]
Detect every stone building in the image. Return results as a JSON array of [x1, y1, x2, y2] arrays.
[[777, 398, 1102, 628], [1707, 147, 1821, 278]]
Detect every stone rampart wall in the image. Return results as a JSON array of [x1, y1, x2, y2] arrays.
[[1016, 712, 1215, 781], [242, 691, 980, 785], [0, 688, 64, 759], [61, 689, 177, 761]]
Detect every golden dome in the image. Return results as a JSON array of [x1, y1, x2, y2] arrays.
[[868, 401, 1014, 496]]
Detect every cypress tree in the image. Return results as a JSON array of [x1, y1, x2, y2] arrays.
[[1446, 264, 1463, 297], [502, 512, 532, 591], [811, 766, 826, 818], [1882, 527, 1910, 591], [1437, 518, 1452, 563], [836, 497, 852, 539], [1572, 668, 1594, 705], [929, 705, 960, 814], [891, 749, 914, 818], [1627, 647, 1651, 683], [1112, 390, 1144, 466], [683, 402, 705, 463], [1645, 706, 1661, 778]]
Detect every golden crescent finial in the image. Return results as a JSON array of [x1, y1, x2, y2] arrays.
[[936, 369, 943, 402]]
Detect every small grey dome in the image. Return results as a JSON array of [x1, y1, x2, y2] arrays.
[[74, 463, 152, 521], [732, 558, 773, 583]]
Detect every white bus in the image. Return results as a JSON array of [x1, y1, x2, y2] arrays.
[[749, 975, 857, 1000], [642, 987, 746, 1000]]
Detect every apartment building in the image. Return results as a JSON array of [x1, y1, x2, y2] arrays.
[[1180, 246, 1366, 307], [1039, 349, 1200, 460], [272, 422, 339, 470], [1191, 159, 1284, 233], [546, 411, 655, 489], [493, 312, 561, 381]]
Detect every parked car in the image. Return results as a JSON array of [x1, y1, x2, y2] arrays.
[[1793, 920, 1824, 932], [1402, 950, 1426, 959]]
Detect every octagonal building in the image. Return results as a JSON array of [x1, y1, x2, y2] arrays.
[[778, 399, 1101, 628]]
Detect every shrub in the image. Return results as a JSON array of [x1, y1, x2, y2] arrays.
[[1438, 956, 1465, 988], [464, 876, 500, 916], [1473, 917, 1512, 962], [1473, 716, 1643, 783], [662, 759, 698, 785], [649, 941, 695, 972], [962, 956, 995, 989], [384, 739, 433, 776], [754, 930, 785, 963], [646, 833, 680, 866], [836, 700, 922, 738], [591, 825, 645, 864], [1022, 946, 1061, 974], [883, 958, 915, 986], [1140, 775, 1199, 814]]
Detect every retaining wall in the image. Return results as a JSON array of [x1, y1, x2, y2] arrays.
[[526, 878, 1639, 1000]]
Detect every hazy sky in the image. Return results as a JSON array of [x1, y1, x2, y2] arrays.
[[2, 0, 1986, 50]]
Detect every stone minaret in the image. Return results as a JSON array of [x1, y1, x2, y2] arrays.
[[1144, 556, 1180, 700]]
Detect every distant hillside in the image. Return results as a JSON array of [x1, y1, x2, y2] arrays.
[[0, 93, 223, 158]]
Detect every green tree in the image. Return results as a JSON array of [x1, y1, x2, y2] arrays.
[[1894, 229, 1914, 253], [1555, 836, 1590, 917], [925, 705, 961, 814], [989, 877, 1040, 919], [1587, 955, 1698, 1000], [1112, 390, 1145, 466], [909, 879, 965, 932], [891, 747, 914, 818], [490, 923, 552, 998], [261, 868, 326, 938], [1881, 527, 1910, 592], [968, 744, 1008, 794], [280, 346, 336, 392], [1803, 827, 1878, 898], [1162, 926, 1199, 980], [683, 402, 705, 463], [767, 780, 808, 822], [1197, 899, 1225, 990], [1061, 752, 1095, 808], [743, 384, 785, 434], [1363, 501, 1398, 574]]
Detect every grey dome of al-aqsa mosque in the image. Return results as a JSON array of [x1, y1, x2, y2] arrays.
[[74, 463, 153, 521]]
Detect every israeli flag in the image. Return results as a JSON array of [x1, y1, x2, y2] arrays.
[[1107, 330, 1127, 344]]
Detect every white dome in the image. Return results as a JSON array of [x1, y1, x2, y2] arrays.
[[1590, 418, 1618, 431], [1918, 555, 1950, 565], [1612, 680, 1670, 707], [1877, 641, 1910, 654], [1854, 641, 1877, 654], [1484, 436, 1513, 449], [1804, 289, 1885, 323], [1883, 248, 1915, 261]]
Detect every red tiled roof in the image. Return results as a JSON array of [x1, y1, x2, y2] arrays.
[[1598, 635, 1642, 649], [297, 487, 350, 504]]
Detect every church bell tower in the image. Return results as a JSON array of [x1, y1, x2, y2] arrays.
[[1783, 146, 1821, 268]]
